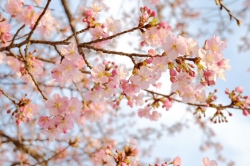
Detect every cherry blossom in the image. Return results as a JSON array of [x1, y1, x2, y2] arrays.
[[130, 66, 155, 90], [37, 10, 56, 38], [91, 63, 109, 83], [162, 34, 187, 61], [105, 17, 121, 35], [201, 157, 218, 166], [173, 156, 181, 166], [5, 0, 24, 17], [17, 5, 39, 28], [45, 93, 69, 116], [205, 35, 227, 54]]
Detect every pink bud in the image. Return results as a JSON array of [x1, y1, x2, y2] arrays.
[[140, 41, 146, 47], [146, 58, 153, 64], [235, 86, 243, 93], [169, 69, 177, 77], [225, 88, 229, 94], [128, 100, 133, 108], [170, 77, 177, 83], [163, 99, 172, 110], [106, 145, 112, 149], [27, 5, 33, 10], [151, 11, 156, 17], [112, 69, 118, 76], [243, 110, 248, 116]]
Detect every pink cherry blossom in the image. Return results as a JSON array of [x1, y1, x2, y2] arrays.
[[38, 116, 50, 129], [51, 68, 64, 82], [5, 0, 24, 17], [235, 86, 243, 93], [17, 6, 39, 27], [201, 157, 218, 166], [150, 111, 161, 121], [162, 34, 187, 61], [105, 17, 121, 35], [5, 56, 22, 73], [100, 81, 118, 98], [130, 66, 155, 90], [91, 63, 109, 83], [142, 27, 162, 46], [83, 101, 108, 121], [57, 115, 74, 134], [90, 0, 107, 14], [198, 49, 222, 69], [27, 55, 44, 75], [173, 156, 181, 166], [163, 98, 172, 110], [58, 58, 82, 82], [152, 56, 170, 72], [194, 85, 206, 103], [67, 97, 83, 119], [61, 42, 80, 60], [205, 35, 227, 54], [84, 88, 102, 101], [216, 58, 231, 80], [171, 72, 194, 92], [138, 106, 151, 119], [45, 94, 69, 116], [203, 70, 216, 86], [41, 124, 61, 141], [132, 92, 145, 106], [182, 37, 199, 56], [89, 26, 110, 48], [23, 103, 38, 120], [120, 80, 140, 97], [37, 10, 56, 38], [117, 64, 129, 80]]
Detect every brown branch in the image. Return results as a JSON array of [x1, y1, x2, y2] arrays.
[[18, 48, 48, 101], [0, 89, 17, 105], [61, 0, 92, 69], [0, 130, 44, 164], [63, 27, 90, 42], [24, 0, 52, 56], [145, 89, 238, 109], [79, 25, 146, 46], [26, 69, 48, 101], [216, 0, 242, 26], [35, 145, 70, 165], [10, 24, 25, 46], [81, 44, 150, 58]]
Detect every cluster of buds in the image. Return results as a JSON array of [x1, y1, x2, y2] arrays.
[[225, 86, 250, 116], [105, 145, 139, 166], [139, 6, 156, 26], [7, 97, 36, 124]]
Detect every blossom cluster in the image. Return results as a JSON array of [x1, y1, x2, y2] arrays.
[[93, 144, 218, 166], [51, 42, 85, 83], [38, 93, 111, 141], [38, 94, 82, 141], [82, 0, 121, 47], [10, 98, 39, 124], [5, 0, 56, 38]]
